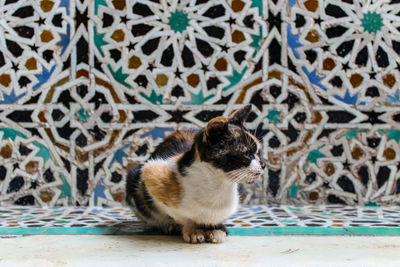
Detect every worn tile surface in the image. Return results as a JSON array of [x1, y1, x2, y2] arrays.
[[0, 0, 400, 206]]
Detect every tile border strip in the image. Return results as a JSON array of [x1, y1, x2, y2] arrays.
[[2, 227, 400, 236]]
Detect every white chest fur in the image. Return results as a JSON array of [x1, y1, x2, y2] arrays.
[[164, 160, 239, 225]]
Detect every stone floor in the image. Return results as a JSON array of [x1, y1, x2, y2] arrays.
[[1, 235, 400, 266]]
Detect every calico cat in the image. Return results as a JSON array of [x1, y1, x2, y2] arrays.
[[126, 105, 266, 243]]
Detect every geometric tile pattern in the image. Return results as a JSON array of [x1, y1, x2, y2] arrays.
[[2, 206, 400, 236], [1, 0, 400, 206], [0, 206, 138, 229], [226, 205, 400, 228]]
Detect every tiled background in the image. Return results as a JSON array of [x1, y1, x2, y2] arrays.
[[0, 0, 399, 207]]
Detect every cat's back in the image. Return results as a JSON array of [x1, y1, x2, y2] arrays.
[[150, 130, 195, 160]]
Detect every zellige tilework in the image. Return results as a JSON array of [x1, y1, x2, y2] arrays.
[[1, 0, 400, 206], [2, 206, 400, 235]]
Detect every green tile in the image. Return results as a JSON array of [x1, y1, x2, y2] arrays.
[[3, 226, 400, 236], [227, 228, 271, 235], [1, 227, 271, 236], [319, 213, 339, 216], [270, 227, 349, 235], [0, 227, 150, 236], [345, 227, 400, 235], [0, 227, 47, 235], [44, 227, 116, 235]]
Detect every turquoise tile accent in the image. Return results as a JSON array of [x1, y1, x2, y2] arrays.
[[44, 227, 116, 235], [0, 227, 160, 236], [0, 227, 272, 236], [287, 207, 302, 211], [345, 227, 400, 235], [361, 217, 380, 220], [365, 202, 380, 207], [0, 227, 48, 235], [3, 227, 400, 236], [227, 228, 271, 235], [269, 227, 349, 235]]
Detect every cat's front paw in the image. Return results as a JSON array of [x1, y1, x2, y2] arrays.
[[206, 229, 226, 243], [182, 229, 206, 244]]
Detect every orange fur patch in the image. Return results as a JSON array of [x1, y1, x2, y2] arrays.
[[228, 108, 243, 120], [171, 153, 184, 162], [142, 162, 182, 208]]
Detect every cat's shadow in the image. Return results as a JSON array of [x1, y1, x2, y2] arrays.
[[105, 221, 184, 244], [115, 234, 185, 245]]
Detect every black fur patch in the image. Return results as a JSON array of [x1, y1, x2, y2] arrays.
[[177, 146, 195, 175], [150, 131, 194, 159], [228, 104, 252, 126], [126, 165, 155, 218]]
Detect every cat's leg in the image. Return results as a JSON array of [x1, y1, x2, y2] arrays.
[[201, 224, 228, 243], [181, 223, 206, 244]]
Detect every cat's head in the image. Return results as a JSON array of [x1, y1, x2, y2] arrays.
[[196, 105, 266, 184]]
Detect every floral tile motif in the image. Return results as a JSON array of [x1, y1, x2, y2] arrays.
[[288, 0, 400, 106], [0, 0, 400, 206]]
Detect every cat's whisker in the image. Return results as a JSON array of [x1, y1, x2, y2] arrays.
[[245, 133, 251, 143], [236, 175, 247, 182], [230, 169, 246, 177], [230, 176, 241, 183], [230, 167, 263, 183], [229, 170, 249, 183], [254, 126, 260, 141], [231, 176, 243, 183]]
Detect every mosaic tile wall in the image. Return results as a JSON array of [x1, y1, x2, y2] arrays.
[[0, 0, 400, 207]]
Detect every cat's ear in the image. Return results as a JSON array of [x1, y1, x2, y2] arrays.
[[204, 117, 228, 142], [228, 104, 252, 126]]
